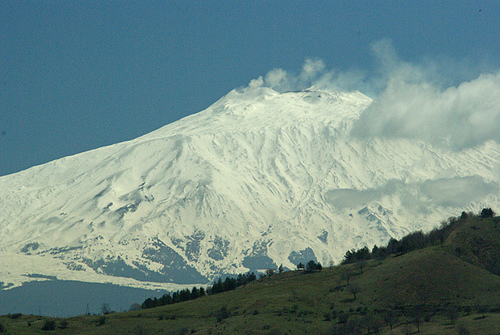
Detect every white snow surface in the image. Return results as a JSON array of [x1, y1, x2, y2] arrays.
[[1, 86, 500, 290]]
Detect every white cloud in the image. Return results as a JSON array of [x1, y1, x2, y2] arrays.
[[352, 63, 500, 150], [248, 39, 500, 150]]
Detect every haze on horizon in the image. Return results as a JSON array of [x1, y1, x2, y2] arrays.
[[1, 1, 500, 176]]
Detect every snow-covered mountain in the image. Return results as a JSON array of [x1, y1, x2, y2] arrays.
[[1, 86, 500, 291]]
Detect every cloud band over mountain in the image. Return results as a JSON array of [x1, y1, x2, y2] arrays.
[[249, 39, 500, 151]]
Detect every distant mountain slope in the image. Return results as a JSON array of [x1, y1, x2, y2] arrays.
[[1, 86, 500, 290]]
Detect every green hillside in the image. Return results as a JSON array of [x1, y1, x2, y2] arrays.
[[2, 213, 500, 334]]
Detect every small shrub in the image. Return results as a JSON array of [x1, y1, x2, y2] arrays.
[[456, 324, 471, 335], [330, 317, 362, 334], [446, 306, 459, 325], [129, 303, 142, 311], [59, 320, 68, 329], [490, 305, 500, 313], [476, 304, 489, 317], [8, 313, 22, 319], [216, 306, 229, 323], [338, 311, 349, 324], [252, 309, 259, 315], [329, 285, 343, 292], [133, 324, 149, 335], [97, 316, 106, 326], [41, 320, 56, 331], [382, 310, 398, 330], [0, 323, 5, 333], [362, 314, 384, 334], [401, 323, 413, 335]]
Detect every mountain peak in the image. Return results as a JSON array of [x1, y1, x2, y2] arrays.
[[1, 86, 499, 292], [143, 88, 372, 141]]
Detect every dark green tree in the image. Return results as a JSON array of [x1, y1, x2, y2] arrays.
[[142, 298, 155, 309], [348, 283, 361, 300], [305, 260, 322, 272], [480, 208, 495, 218], [41, 320, 56, 331]]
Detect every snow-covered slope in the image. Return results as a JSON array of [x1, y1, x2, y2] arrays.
[[1, 86, 500, 290]]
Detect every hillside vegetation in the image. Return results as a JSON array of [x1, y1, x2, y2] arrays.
[[1, 212, 500, 334]]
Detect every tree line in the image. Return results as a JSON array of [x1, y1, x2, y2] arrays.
[[141, 272, 257, 309], [342, 208, 495, 265], [141, 208, 495, 310], [297, 260, 323, 273]]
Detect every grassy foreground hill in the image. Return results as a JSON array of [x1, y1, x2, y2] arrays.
[[1, 214, 500, 334]]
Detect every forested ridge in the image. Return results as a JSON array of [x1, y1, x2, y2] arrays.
[[1, 208, 500, 334]]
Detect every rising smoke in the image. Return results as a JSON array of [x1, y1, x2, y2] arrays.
[[250, 39, 500, 151]]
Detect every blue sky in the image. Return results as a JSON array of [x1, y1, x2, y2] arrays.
[[1, 1, 499, 176]]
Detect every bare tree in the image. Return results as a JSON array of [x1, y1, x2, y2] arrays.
[[101, 302, 111, 315], [348, 283, 362, 300], [410, 306, 423, 333], [355, 260, 367, 274], [446, 306, 459, 325], [341, 268, 354, 285], [383, 309, 399, 330]]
